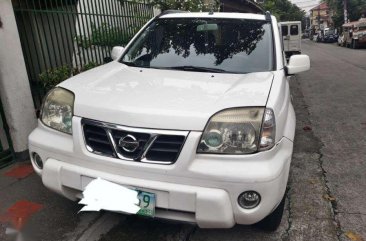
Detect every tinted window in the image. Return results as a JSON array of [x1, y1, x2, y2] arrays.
[[290, 25, 299, 35], [121, 18, 274, 74], [281, 25, 288, 36]]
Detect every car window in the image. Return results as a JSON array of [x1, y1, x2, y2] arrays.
[[121, 18, 274, 74], [290, 25, 299, 35], [281, 25, 288, 36]]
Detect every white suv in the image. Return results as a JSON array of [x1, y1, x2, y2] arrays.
[[29, 11, 310, 231]]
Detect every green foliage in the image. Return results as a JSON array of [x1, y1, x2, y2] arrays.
[[82, 62, 99, 71], [39, 66, 71, 93], [348, 0, 366, 20], [323, 0, 366, 28], [147, 0, 220, 11], [260, 0, 306, 21], [39, 62, 99, 93], [76, 22, 144, 48]]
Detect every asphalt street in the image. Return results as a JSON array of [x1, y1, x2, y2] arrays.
[[0, 40, 365, 241]]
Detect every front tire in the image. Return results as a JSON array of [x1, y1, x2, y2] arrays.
[[255, 194, 286, 231]]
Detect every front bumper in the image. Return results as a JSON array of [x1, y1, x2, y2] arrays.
[[29, 117, 293, 228]]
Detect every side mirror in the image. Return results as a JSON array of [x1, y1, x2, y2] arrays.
[[111, 46, 125, 61], [286, 55, 310, 75]]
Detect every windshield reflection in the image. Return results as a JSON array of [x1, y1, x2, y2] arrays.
[[121, 18, 273, 74]]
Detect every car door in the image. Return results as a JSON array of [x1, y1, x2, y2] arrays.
[[281, 24, 289, 52], [289, 24, 300, 52]]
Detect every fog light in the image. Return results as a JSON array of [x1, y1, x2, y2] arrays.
[[33, 153, 43, 169], [238, 191, 261, 209]]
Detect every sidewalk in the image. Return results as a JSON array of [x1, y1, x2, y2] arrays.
[[0, 161, 119, 241]]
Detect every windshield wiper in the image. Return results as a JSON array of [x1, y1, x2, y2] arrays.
[[121, 61, 137, 67], [166, 66, 228, 73], [122, 63, 231, 73]]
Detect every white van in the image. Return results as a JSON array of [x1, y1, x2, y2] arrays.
[[279, 21, 302, 58]]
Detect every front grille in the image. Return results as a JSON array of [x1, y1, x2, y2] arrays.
[[111, 129, 150, 160], [146, 135, 186, 162], [82, 119, 187, 164], [84, 124, 114, 157]]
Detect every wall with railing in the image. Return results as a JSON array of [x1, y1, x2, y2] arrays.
[[13, 0, 155, 108]]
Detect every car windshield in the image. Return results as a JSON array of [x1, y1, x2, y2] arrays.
[[120, 18, 273, 74]]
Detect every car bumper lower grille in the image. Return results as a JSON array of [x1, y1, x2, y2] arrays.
[[82, 119, 188, 164]]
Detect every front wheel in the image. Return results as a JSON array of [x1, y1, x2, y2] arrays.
[[254, 194, 286, 231]]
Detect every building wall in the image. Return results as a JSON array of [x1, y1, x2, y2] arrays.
[[310, 8, 333, 30], [0, 0, 37, 159]]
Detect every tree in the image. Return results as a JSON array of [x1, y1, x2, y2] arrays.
[[147, 0, 220, 11], [323, 0, 366, 28], [146, 0, 306, 24], [260, 0, 306, 22]]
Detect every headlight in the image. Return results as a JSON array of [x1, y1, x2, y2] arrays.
[[41, 88, 74, 134], [259, 108, 276, 150], [197, 108, 276, 154]]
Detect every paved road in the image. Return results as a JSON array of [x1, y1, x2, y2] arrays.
[[291, 41, 366, 241], [1, 40, 365, 241]]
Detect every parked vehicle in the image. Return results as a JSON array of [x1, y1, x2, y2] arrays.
[[321, 28, 338, 43], [338, 34, 345, 46], [29, 11, 310, 231], [343, 18, 366, 48], [279, 21, 302, 58], [302, 29, 310, 39]]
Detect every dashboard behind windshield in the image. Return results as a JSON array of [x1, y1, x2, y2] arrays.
[[120, 18, 274, 74]]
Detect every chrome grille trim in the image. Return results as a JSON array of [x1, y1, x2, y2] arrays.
[[81, 118, 189, 164]]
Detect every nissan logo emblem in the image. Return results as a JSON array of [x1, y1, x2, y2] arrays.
[[119, 134, 139, 152]]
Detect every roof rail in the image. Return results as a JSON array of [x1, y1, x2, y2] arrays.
[[156, 10, 189, 18]]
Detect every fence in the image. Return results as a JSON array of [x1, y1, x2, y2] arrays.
[[13, 0, 155, 108], [0, 97, 13, 168]]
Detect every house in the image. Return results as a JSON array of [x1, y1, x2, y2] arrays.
[[310, 3, 333, 31]]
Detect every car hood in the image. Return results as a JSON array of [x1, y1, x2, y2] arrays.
[[60, 62, 274, 131]]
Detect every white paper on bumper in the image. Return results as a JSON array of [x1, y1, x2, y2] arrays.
[[78, 178, 141, 214]]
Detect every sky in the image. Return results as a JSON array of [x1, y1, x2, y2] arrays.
[[290, 0, 320, 13]]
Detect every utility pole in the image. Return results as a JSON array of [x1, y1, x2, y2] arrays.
[[344, 0, 348, 23], [317, 5, 321, 31]]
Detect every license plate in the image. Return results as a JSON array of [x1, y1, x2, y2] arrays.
[[136, 190, 155, 217]]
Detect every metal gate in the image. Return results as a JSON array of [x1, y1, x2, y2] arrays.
[[0, 98, 14, 168], [13, 0, 154, 109]]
